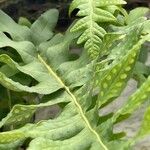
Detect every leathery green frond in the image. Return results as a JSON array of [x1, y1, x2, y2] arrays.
[[0, 8, 150, 150]]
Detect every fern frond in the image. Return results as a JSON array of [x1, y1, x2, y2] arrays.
[[113, 75, 150, 123], [97, 30, 143, 107], [0, 9, 150, 150], [0, 10, 108, 150], [111, 7, 150, 35], [69, 0, 127, 58]]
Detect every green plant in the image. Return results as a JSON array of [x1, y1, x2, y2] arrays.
[[0, 1, 150, 150], [69, 0, 128, 58]]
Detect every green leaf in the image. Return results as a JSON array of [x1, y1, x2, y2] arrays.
[[111, 7, 150, 35], [143, 20, 150, 34], [31, 9, 59, 45], [0, 10, 108, 150], [0, 92, 70, 128], [69, 0, 126, 58], [0, 10, 30, 41], [0, 29, 88, 94], [97, 29, 143, 107], [126, 7, 150, 25], [0, 9, 149, 150], [136, 106, 150, 139], [0, 53, 63, 94], [113, 76, 150, 123]]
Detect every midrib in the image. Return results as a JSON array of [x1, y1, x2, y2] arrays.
[[38, 54, 108, 150]]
